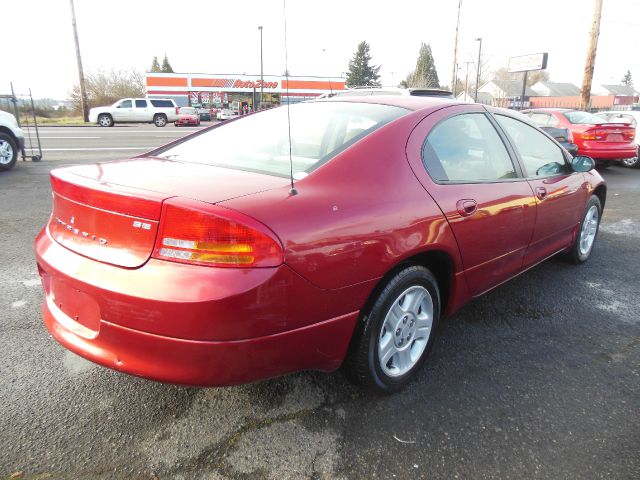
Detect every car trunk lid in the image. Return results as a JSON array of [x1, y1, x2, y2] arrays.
[[580, 123, 635, 143], [48, 158, 289, 268]]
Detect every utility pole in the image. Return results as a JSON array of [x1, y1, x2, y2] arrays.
[[464, 62, 472, 101], [258, 25, 264, 110], [69, 0, 89, 122], [580, 0, 604, 111], [474, 37, 482, 102], [451, 0, 462, 96]]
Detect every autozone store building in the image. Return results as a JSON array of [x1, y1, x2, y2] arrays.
[[145, 72, 345, 109]]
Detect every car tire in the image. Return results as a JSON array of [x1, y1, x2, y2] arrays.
[[345, 265, 440, 393], [621, 156, 640, 168], [154, 114, 167, 127], [568, 195, 602, 264], [97, 114, 113, 127], [0, 132, 18, 171]]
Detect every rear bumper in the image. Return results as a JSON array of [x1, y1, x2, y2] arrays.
[[579, 146, 637, 160], [43, 295, 357, 386], [35, 227, 361, 386]]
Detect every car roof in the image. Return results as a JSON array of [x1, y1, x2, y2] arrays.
[[314, 95, 461, 111]]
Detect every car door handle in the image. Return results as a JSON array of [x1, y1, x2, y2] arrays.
[[456, 199, 478, 217], [535, 187, 548, 200]]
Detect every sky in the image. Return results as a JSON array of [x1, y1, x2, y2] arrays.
[[4, 0, 640, 100]]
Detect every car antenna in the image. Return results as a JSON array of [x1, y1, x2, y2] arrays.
[[283, 0, 297, 196]]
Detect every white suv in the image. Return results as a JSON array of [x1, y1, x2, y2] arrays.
[[0, 110, 25, 171], [89, 98, 179, 127]]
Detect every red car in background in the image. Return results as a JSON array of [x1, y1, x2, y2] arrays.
[[174, 107, 201, 126], [524, 108, 636, 167], [35, 98, 606, 392]]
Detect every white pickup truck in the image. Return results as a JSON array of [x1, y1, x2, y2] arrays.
[[89, 98, 179, 127]]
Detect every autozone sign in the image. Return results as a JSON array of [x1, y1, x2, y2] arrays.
[[194, 78, 278, 89], [233, 79, 278, 89]]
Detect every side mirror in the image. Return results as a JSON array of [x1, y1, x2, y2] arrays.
[[571, 155, 595, 173]]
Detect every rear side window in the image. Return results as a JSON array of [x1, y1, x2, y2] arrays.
[[135, 100, 148, 108], [421, 113, 517, 182], [150, 99, 174, 108], [495, 114, 567, 178]]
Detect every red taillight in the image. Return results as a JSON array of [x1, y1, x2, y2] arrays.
[[579, 128, 601, 141], [176, 107, 179, 115], [152, 198, 283, 268], [622, 127, 635, 141]]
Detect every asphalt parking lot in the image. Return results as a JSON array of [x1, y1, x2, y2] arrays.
[[1, 126, 639, 479]]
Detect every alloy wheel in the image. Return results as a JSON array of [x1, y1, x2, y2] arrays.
[[579, 205, 599, 256], [378, 285, 433, 377], [0, 139, 14, 165]]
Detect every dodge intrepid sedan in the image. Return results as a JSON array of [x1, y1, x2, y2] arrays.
[[35, 97, 605, 392]]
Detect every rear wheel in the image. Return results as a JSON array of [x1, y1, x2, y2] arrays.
[[154, 114, 167, 127], [568, 195, 602, 264], [0, 132, 18, 171], [621, 156, 640, 168], [345, 265, 440, 393], [97, 114, 113, 127]]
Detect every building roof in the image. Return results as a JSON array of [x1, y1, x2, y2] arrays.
[[488, 80, 536, 97], [532, 82, 581, 97], [600, 84, 638, 96]]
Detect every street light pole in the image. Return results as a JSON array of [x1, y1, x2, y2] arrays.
[[69, 0, 89, 122], [474, 37, 482, 103], [258, 26, 264, 110]]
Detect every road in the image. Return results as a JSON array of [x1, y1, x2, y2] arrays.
[[20, 123, 211, 162], [1, 127, 638, 479]]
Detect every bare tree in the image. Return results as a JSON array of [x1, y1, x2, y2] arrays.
[[69, 68, 145, 111]]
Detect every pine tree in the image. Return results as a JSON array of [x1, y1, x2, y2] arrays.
[[402, 43, 440, 88], [149, 56, 161, 72], [346, 41, 381, 88], [622, 69, 633, 87], [161, 54, 174, 73]]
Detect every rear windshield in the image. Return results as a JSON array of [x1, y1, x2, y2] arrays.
[[155, 102, 408, 177], [179, 107, 197, 114], [150, 99, 174, 108], [563, 111, 606, 125]]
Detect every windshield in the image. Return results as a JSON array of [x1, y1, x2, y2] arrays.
[[563, 111, 606, 125], [179, 107, 197, 114], [155, 102, 409, 177]]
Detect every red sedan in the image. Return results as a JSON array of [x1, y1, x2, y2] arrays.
[[174, 106, 201, 126], [35, 98, 605, 392], [524, 108, 636, 166]]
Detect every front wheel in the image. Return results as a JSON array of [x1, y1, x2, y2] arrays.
[[345, 265, 440, 393], [154, 114, 167, 127], [621, 156, 640, 168], [568, 195, 602, 264], [97, 114, 113, 127], [0, 132, 18, 171]]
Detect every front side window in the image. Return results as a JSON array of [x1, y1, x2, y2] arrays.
[[495, 114, 567, 178], [155, 102, 408, 178], [421, 113, 517, 182], [119, 100, 132, 108]]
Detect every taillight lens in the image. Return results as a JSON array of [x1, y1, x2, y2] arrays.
[[623, 127, 635, 141], [153, 198, 283, 268], [580, 128, 600, 141]]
